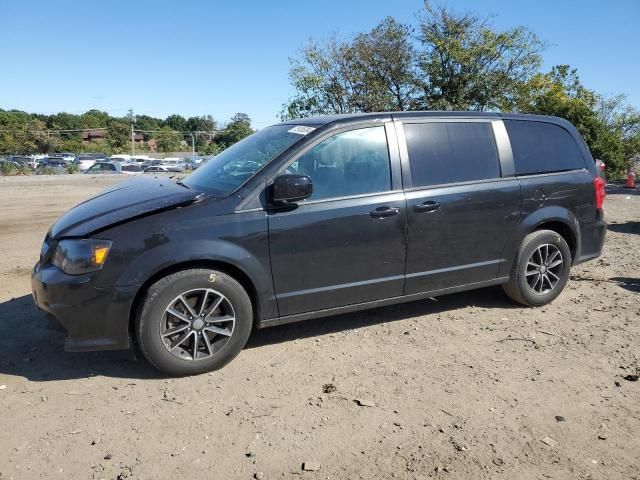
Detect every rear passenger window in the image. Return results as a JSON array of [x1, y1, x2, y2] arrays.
[[505, 120, 586, 175], [404, 122, 500, 187]]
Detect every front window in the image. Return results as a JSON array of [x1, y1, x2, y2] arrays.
[[182, 125, 311, 194], [287, 126, 391, 201]]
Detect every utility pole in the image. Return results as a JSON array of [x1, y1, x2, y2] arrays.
[[129, 109, 136, 156], [189, 133, 195, 160]]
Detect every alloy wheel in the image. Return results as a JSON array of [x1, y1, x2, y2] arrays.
[[524, 244, 564, 295], [160, 288, 235, 360]]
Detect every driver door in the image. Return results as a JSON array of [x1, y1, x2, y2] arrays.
[[268, 124, 407, 317]]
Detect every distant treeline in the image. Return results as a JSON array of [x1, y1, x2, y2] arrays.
[[0, 110, 253, 156]]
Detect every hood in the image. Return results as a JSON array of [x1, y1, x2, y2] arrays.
[[50, 176, 205, 238]]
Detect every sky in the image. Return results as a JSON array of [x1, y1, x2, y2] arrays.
[[0, 0, 638, 129]]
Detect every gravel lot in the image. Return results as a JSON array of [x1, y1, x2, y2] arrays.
[[0, 175, 638, 480]]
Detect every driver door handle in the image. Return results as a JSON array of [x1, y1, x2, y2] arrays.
[[370, 206, 400, 218], [413, 201, 440, 213]]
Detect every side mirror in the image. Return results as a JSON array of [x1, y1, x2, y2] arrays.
[[272, 174, 313, 203]]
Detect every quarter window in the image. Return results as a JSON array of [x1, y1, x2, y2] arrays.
[[404, 122, 500, 187], [287, 126, 391, 201], [505, 120, 586, 175]]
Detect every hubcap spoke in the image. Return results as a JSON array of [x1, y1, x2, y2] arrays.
[[205, 296, 224, 317], [192, 332, 199, 360], [178, 295, 198, 319], [205, 314, 235, 323], [169, 331, 192, 351], [203, 325, 232, 337], [162, 324, 190, 338], [548, 259, 563, 269], [166, 307, 190, 323], [198, 290, 211, 317], [202, 331, 214, 355]]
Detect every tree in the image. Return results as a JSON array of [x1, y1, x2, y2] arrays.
[[282, 3, 543, 117], [107, 119, 130, 153], [415, 3, 544, 111], [164, 114, 187, 132], [283, 18, 416, 119], [81, 110, 110, 128], [47, 112, 82, 131], [155, 126, 183, 152], [215, 113, 253, 148], [135, 114, 162, 140], [186, 115, 217, 150]]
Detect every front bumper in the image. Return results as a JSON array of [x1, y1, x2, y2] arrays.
[[31, 263, 136, 351]]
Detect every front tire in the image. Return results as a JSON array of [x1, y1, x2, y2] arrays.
[[503, 230, 571, 307], [136, 269, 253, 376]]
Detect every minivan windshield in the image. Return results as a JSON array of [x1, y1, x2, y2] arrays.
[[182, 125, 312, 195]]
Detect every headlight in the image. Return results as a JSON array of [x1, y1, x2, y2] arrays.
[[51, 239, 113, 275]]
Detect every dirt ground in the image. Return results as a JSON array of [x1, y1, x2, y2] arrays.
[[0, 174, 638, 480]]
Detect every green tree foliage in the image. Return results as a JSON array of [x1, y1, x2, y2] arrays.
[[106, 119, 130, 152], [283, 18, 416, 119], [0, 110, 233, 157], [164, 114, 188, 132], [415, 4, 543, 111], [135, 115, 162, 140], [155, 126, 183, 153], [81, 110, 110, 129], [215, 113, 253, 149]]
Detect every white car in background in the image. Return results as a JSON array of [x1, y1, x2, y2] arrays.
[[75, 155, 97, 171], [121, 163, 143, 175]]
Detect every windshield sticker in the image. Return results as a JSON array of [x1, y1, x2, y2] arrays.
[[288, 125, 316, 135]]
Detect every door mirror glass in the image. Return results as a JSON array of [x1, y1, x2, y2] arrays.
[[272, 174, 313, 203]]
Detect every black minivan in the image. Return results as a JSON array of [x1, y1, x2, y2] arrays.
[[32, 112, 607, 375]]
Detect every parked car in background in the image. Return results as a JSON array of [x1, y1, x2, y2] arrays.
[[32, 112, 607, 376], [164, 163, 186, 173], [84, 161, 122, 174], [50, 152, 76, 165], [6, 155, 31, 168], [75, 155, 97, 171], [84, 152, 107, 160], [143, 165, 170, 173], [42, 156, 69, 168], [121, 164, 143, 175]]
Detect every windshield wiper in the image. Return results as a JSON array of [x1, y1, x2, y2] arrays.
[[175, 179, 190, 189]]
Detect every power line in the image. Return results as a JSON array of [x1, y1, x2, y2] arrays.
[[0, 128, 218, 135]]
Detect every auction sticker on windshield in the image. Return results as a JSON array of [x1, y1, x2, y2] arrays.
[[288, 125, 316, 135]]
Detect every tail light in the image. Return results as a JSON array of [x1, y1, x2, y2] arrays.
[[594, 176, 606, 209]]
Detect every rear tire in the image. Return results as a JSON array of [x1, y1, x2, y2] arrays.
[[502, 230, 571, 307], [136, 268, 252, 376]]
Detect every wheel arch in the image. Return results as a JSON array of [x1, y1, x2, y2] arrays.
[[128, 259, 262, 344], [500, 207, 581, 277], [532, 220, 577, 261]]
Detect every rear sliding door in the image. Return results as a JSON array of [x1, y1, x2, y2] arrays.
[[399, 119, 522, 294]]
